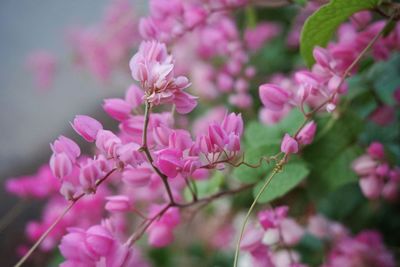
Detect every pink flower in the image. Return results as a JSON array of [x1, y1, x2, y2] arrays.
[[369, 105, 395, 126], [258, 206, 289, 230], [259, 84, 291, 111], [148, 222, 174, 247], [103, 98, 132, 121], [125, 84, 144, 108], [297, 121, 317, 145], [51, 136, 81, 162], [85, 225, 115, 257], [122, 164, 153, 187], [95, 130, 122, 159], [359, 176, 383, 199], [240, 227, 264, 251], [367, 142, 385, 160], [129, 41, 197, 113], [280, 218, 304, 246], [79, 159, 103, 193], [71, 115, 103, 142], [281, 134, 299, 154], [117, 142, 143, 166], [105, 195, 132, 212], [59, 228, 97, 263], [244, 22, 280, 51], [155, 148, 183, 178], [50, 153, 73, 179], [352, 155, 377, 176]]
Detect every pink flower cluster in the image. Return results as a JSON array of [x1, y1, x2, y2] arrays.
[[259, 13, 400, 124], [240, 206, 305, 267], [323, 231, 395, 267], [59, 224, 149, 267], [129, 41, 197, 113], [139, 0, 248, 43], [68, 0, 139, 82], [352, 142, 400, 201]]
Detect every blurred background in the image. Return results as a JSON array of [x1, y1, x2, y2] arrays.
[[0, 1, 144, 265]]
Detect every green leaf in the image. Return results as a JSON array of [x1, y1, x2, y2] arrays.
[[245, 109, 304, 148], [253, 161, 309, 203], [300, 0, 381, 67], [232, 144, 279, 183], [303, 111, 364, 199]]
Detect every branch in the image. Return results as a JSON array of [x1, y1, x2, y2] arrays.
[[139, 101, 176, 204]]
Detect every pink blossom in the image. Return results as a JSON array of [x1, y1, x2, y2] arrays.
[[369, 105, 396, 126], [281, 134, 299, 154], [122, 164, 152, 187], [105, 195, 132, 212], [367, 142, 385, 160], [154, 148, 183, 178], [352, 155, 377, 176], [71, 115, 103, 142], [359, 176, 383, 200], [51, 136, 81, 162], [259, 84, 291, 111], [50, 153, 73, 179], [148, 222, 174, 247], [244, 22, 280, 52], [129, 41, 197, 113], [103, 98, 132, 121], [297, 121, 317, 145], [258, 206, 289, 231]]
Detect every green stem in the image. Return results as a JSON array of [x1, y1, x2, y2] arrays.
[[233, 160, 283, 267]]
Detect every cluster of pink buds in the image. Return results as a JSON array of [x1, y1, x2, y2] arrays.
[[59, 223, 149, 267], [139, 0, 248, 43], [322, 230, 395, 267], [240, 206, 305, 267], [67, 0, 139, 82], [259, 13, 400, 124], [129, 40, 197, 113], [352, 142, 400, 201], [279, 121, 317, 155]]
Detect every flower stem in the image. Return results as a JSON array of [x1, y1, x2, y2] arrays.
[[233, 158, 284, 267]]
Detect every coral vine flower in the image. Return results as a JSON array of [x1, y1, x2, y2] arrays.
[[129, 40, 197, 113]]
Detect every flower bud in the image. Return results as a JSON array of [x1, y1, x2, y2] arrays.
[[50, 153, 73, 178], [51, 135, 81, 162], [367, 142, 385, 160], [359, 176, 383, 200], [258, 206, 288, 231], [259, 83, 290, 111], [208, 124, 226, 151], [352, 155, 377, 176], [280, 134, 298, 154], [148, 223, 174, 248], [79, 159, 102, 193], [297, 121, 317, 145], [240, 227, 264, 251], [103, 98, 132, 121], [85, 225, 115, 257], [122, 165, 152, 187], [155, 149, 183, 178], [125, 84, 144, 108], [221, 112, 243, 136], [71, 115, 103, 142], [105, 195, 132, 213]]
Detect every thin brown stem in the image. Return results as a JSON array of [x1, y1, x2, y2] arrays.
[[139, 101, 176, 204]]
